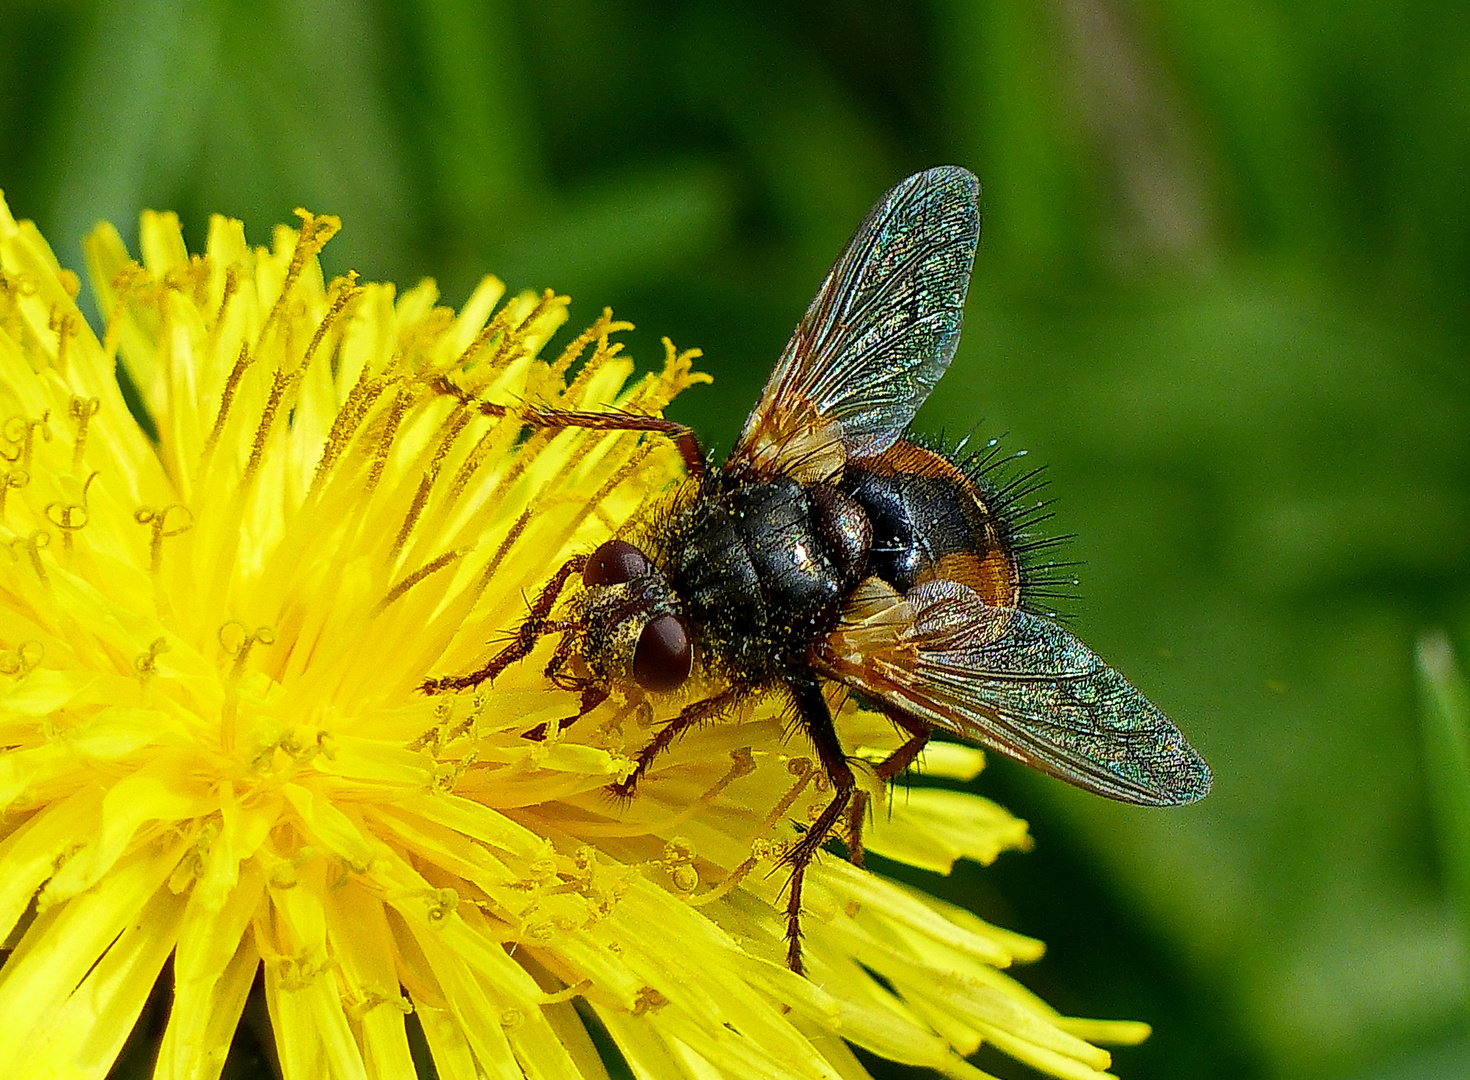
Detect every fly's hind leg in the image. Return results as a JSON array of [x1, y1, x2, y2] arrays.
[[421, 554, 587, 695], [783, 678, 856, 976], [844, 714, 931, 870]]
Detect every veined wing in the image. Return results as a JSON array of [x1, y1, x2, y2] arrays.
[[727, 167, 981, 483], [813, 578, 1212, 806]]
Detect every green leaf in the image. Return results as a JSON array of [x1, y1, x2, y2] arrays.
[[1417, 629, 1470, 1022]]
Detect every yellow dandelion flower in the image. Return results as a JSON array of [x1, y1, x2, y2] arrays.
[[0, 197, 1150, 1080]]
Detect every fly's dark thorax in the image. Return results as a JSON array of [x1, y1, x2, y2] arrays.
[[668, 475, 869, 681]]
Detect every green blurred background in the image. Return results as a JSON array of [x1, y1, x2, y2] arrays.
[[3, 1, 1468, 1078]]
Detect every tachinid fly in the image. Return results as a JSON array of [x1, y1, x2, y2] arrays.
[[426, 166, 1212, 974]]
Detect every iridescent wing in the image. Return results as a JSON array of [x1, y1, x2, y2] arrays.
[[727, 167, 981, 483], [813, 579, 1212, 806]]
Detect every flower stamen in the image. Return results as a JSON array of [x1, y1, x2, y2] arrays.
[[468, 507, 531, 599], [200, 343, 252, 470], [548, 310, 630, 382], [221, 622, 277, 683], [67, 395, 100, 470], [299, 275, 361, 375], [451, 296, 523, 375], [759, 756, 819, 836], [134, 637, 169, 687], [364, 385, 414, 493], [308, 371, 397, 496], [254, 209, 340, 354], [563, 438, 657, 534], [0, 466, 29, 516], [12, 527, 50, 581], [557, 325, 628, 407], [688, 839, 784, 908], [390, 406, 473, 560], [375, 548, 466, 615], [48, 306, 75, 373], [656, 748, 761, 835], [244, 368, 304, 484], [0, 639, 43, 677], [209, 264, 240, 338], [134, 503, 194, 575], [2, 412, 50, 468]]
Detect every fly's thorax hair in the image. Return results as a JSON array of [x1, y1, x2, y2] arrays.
[[907, 427, 1081, 619], [845, 438, 1018, 610], [614, 475, 702, 570], [603, 472, 811, 689], [940, 429, 1081, 617]]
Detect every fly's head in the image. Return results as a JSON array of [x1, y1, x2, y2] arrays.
[[579, 539, 693, 694]]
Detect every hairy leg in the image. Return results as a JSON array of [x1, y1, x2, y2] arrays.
[[433, 374, 707, 479], [783, 677, 855, 976], [519, 629, 610, 740], [608, 683, 749, 799], [421, 554, 587, 695], [844, 714, 930, 869]]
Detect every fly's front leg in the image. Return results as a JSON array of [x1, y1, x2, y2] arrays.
[[519, 683, 608, 742], [421, 554, 587, 695], [783, 678, 855, 976], [432, 375, 707, 479], [521, 632, 609, 741]]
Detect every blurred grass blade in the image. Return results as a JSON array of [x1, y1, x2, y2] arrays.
[[1417, 629, 1470, 1020]]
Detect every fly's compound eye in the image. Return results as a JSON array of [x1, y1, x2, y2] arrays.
[[633, 614, 692, 692], [584, 539, 649, 586]]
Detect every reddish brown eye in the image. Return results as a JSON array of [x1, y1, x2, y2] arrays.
[[584, 539, 649, 586], [633, 614, 692, 692]]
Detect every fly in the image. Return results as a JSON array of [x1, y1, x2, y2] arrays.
[[425, 166, 1212, 974]]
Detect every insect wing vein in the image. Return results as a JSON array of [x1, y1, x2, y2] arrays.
[[818, 579, 1212, 806], [729, 166, 981, 481]]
